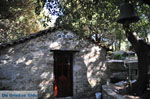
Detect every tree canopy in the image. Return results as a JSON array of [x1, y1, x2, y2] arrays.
[[0, 0, 149, 50], [57, 0, 149, 46]]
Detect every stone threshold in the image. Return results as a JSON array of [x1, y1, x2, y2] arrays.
[[55, 97, 73, 99]]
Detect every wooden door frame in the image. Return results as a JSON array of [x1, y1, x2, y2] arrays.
[[51, 50, 79, 97]]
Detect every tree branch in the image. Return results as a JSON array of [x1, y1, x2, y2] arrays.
[[123, 24, 138, 51]]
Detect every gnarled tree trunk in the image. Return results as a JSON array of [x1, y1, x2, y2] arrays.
[[124, 25, 150, 96]]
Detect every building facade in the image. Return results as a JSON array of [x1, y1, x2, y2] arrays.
[[0, 28, 107, 99]]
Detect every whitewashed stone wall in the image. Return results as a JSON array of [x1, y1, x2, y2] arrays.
[[0, 30, 107, 99]]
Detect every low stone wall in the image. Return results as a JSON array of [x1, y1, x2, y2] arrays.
[[106, 59, 138, 83], [102, 84, 140, 99]]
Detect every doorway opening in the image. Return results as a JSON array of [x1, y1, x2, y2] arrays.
[[51, 50, 78, 97]]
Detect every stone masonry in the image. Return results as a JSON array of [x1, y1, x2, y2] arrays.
[[0, 29, 107, 99]]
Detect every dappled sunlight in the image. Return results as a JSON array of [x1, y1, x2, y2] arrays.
[[73, 42, 107, 91], [0, 42, 54, 96], [83, 46, 101, 66], [101, 63, 107, 71], [16, 57, 26, 64], [40, 72, 50, 79], [87, 70, 92, 78], [39, 80, 52, 93], [87, 73, 103, 88], [0, 54, 14, 65], [88, 79, 97, 87], [0, 29, 108, 98], [45, 93, 51, 99], [8, 48, 14, 53], [38, 73, 54, 98], [0, 0, 149, 97], [81, 45, 107, 88], [0, 60, 8, 65], [50, 41, 61, 49], [25, 60, 33, 65]]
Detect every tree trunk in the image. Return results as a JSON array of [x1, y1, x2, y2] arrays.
[[124, 25, 150, 96], [133, 41, 150, 96]]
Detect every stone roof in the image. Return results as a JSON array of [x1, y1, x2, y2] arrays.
[[0, 26, 109, 50], [0, 27, 59, 50]]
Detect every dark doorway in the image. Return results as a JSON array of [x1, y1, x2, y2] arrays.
[[51, 50, 78, 97]]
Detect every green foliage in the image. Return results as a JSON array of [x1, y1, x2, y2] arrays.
[[113, 53, 126, 60], [53, 0, 122, 48], [56, 0, 150, 50], [131, 4, 150, 41], [0, 0, 47, 43], [0, 0, 149, 47]]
